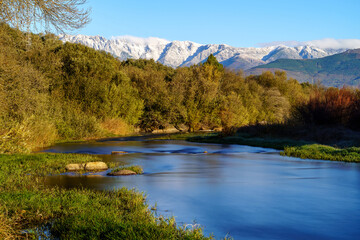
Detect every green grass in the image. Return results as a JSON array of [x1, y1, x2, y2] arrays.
[[188, 134, 310, 150], [111, 165, 144, 174], [159, 131, 310, 150], [0, 153, 210, 239], [158, 128, 360, 163], [281, 144, 360, 162]]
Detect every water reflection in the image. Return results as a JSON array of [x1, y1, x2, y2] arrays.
[[43, 140, 360, 240]]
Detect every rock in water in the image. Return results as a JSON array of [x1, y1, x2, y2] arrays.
[[111, 151, 128, 155], [86, 175, 103, 178], [84, 162, 108, 171], [107, 170, 137, 176], [65, 163, 84, 171]]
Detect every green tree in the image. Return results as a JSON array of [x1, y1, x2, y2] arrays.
[[122, 59, 172, 131], [203, 54, 224, 72]]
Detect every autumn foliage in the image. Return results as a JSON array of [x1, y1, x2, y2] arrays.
[[295, 86, 360, 129]]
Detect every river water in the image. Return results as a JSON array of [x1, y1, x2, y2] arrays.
[[43, 137, 360, 239]]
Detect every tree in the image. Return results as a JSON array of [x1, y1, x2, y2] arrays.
[[0, 0, 90, 33], [203, 54, 224, 72]]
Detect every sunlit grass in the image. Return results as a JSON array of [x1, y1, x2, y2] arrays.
[[282, 144, 360, 162], [0, 212, 14, 240]]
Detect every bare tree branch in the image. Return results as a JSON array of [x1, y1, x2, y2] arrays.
[[0, 0, 90, 33]]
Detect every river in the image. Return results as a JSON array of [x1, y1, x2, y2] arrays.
[[42, 137, 360, 239]]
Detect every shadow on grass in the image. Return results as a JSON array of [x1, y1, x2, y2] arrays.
[[157, 124, 360, 162]]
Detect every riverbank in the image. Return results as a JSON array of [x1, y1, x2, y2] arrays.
[[153, 126, 360, 163], [0, 153, 210, 239], [151, 131, 310, 150], [32, 135, 360, 239]]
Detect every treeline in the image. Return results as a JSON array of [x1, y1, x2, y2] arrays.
[[121, 56, 311, 133], [0, 23, 335, 153]]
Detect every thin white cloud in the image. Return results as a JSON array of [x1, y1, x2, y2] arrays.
[[257, 41, 303, 47], [110, 35, 169, 45], [305, 39, 360, 49], [258, 38, 360, 49]]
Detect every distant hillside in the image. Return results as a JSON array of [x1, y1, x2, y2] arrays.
[[60, 34, 345, 70], [247, 49, 360, 86]]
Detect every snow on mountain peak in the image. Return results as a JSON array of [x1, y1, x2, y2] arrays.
[[59, 34, 347, 70], [110, 35, 170, 46]]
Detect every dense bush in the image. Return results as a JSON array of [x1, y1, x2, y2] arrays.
[[294, 86, 360, 129], [122, 56, 309, 133], [0, 24, 142, 152]]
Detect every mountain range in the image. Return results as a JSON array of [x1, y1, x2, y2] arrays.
[[248, 49, 360, 86], [59, 35, 346, 70]]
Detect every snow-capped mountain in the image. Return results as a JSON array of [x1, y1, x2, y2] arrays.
[[59, 34, 346, 70]]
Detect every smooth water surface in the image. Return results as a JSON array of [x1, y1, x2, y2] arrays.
[[43, 138, 360, 239]]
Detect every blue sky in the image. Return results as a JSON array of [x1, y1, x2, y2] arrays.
[[76, 0, 360, 47]]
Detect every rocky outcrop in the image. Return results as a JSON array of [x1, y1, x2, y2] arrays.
[[65, 163, 85, 171], [65, 162, 108, 171], [84, 162, 108, 171], [111, 151, 128, 155]]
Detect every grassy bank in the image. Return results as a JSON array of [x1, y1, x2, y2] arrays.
[[282, 144, 360, 162], [155, 126, 360, 163], [110, 165, 144, 174], [0, 153, 210, 239], [189, 133, 310, 150], [152, 131, 311, 150]]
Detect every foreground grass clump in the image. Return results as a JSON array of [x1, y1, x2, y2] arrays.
[[0, 153, 210, 239], [282, 144, 360, 162], [0, 212, 15, 240], [111, 165, 144, 174]]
